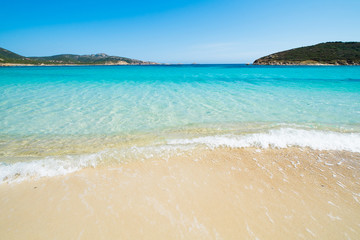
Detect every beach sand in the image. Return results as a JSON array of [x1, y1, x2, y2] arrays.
[[1, 147, 360, 239]]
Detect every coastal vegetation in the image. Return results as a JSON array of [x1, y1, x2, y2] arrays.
[[0, 47, 156, 66], [253, 42, 360, 65]]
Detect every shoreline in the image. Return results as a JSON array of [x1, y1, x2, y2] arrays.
[[1, 64, 360, 239], [1, 147, 359, 239], [0, 63, 160, 67], [253, 62, 360, 66]]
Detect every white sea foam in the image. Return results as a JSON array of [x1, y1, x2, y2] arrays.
[[167, 128, 360, 152], [1, 128, 359, 184], [0, 153, 100, 184], [0, 145, 194, 184]]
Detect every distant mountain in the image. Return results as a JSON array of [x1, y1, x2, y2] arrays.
[[0, 47, 157, 66], [253, 42, 360, 65]]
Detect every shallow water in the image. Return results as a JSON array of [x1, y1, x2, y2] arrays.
[[1, 65, 360, 135], [1, 65, 360, 182]]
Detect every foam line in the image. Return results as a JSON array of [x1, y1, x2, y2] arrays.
[[168, 128, 360, 152]]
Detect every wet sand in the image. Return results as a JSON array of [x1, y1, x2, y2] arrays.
[[1, 147, 360, 239]]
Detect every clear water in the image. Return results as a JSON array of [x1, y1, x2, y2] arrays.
[[1, 65, 360, 135], [1, 65, 360, 182]]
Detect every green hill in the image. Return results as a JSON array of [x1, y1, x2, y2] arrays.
[[253, 42, 360, 65], [0, 47, 38, 64], [0, 48, 156, 66], [0, 47, 24, 60]]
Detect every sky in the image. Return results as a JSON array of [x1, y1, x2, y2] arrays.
[[1, 0, 359, 63]]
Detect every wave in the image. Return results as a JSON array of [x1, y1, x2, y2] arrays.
[[168, 128, 360, 152], [1, 128, 360, 184], [0, 153, 99, 184], [0, 145, 194, 184]]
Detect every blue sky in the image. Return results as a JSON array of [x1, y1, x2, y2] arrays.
[[1, 0, 359, 63]]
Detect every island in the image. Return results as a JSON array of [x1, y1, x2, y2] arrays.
[[253, 42, 360, 65], [0, 47, 158, 66]]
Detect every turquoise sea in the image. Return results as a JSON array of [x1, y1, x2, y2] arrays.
[[1, 65, 360, 182]]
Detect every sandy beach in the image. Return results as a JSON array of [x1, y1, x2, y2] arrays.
[[1, 147, 359, 239]]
